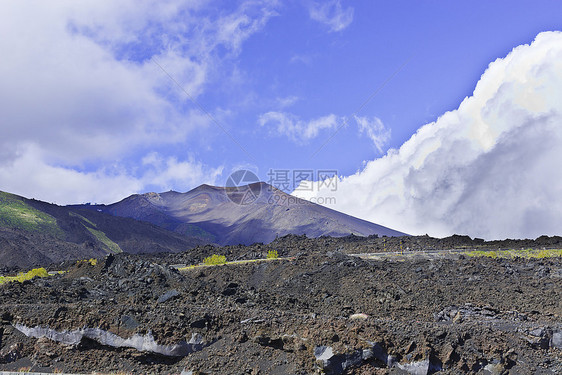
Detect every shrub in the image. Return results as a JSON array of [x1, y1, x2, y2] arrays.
[[77, 258, 98, 266], [465, 248, 562, 259], [0, 267, 49, 285], [203, 254, 227, 265], [535, 249, 562, 258], [266, 249, 279, 259]]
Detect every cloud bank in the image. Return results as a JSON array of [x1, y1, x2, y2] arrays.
[[0, 146, 223, 205], [294, 31, 562, 240], [0, 1, 277, 203]]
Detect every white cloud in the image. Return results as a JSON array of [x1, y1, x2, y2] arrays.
[[0, 1, 276, 202], [0, 146, 222, 204], [214, 1, 279, 53], [290, 54, 313, 65], [355, 115, 391, 153], [309, 0, 354, 32], [276, 96, 300, 108], [0, 145, 141, 204], [258, 111, 342, 143], [293, 31, 562, 240], [141, 152, 224, 192], [259, 111, 391, 150]]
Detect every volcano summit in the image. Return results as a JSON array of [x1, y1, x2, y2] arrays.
[[84, 182, 405, 246]]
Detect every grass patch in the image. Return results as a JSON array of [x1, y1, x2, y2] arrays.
[[69, 211, 97, 227], [177, 264, 198, 271], [70, 211, 122, 254], [85, 227, 123, 254], [465, 248, 562, 259], [0, 267, 49, 285], [0, 191, 64, 238], [177, 256, 291, 272]]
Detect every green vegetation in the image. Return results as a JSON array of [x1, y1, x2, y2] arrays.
[[69, 211, 122, 255], [266, 249, 279, 259], [0, 267, 49, 285], [85, 227, 123, 254], [177, 254, 293, 272], [69, 211, 97, 227], [177, 264, 198, 271], [0, 191, 64, 238], [203, 254, 227, 265], [466, 248, 562, 259], [77, 258, 98, 266]]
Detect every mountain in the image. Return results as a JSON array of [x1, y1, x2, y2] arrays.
[[0, 191, 208, 268], [1, 183, 405, 268], [84, 182, 405, 245]]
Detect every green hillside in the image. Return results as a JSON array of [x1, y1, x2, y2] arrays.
[[0, 190, 211, 269], [0, 191, 64, 239]]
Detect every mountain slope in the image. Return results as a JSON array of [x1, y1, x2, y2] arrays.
[[89, 182, 406, 245], [0, 191, 208, 268]]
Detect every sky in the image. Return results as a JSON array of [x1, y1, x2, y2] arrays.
[[1, 1, 562, 239]]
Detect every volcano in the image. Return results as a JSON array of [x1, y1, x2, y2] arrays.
[[87, 182, 406, 245]]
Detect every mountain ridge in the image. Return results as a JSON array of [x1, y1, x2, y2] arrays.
[[82, 182, 406, 246], [0, 190, 209, 268], [1, 183, 405, 268]]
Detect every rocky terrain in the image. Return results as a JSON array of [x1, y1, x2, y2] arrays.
[[159, 233, 562, 266], [0, 235, 560, 374]]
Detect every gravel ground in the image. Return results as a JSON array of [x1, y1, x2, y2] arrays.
[[0, 236, 561, 374]]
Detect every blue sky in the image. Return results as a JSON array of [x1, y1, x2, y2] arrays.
[[213, 0, 560, 171], [166, 0, 562, 184], [1, 1, 562, 238], [176, 0, 562, 184]]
